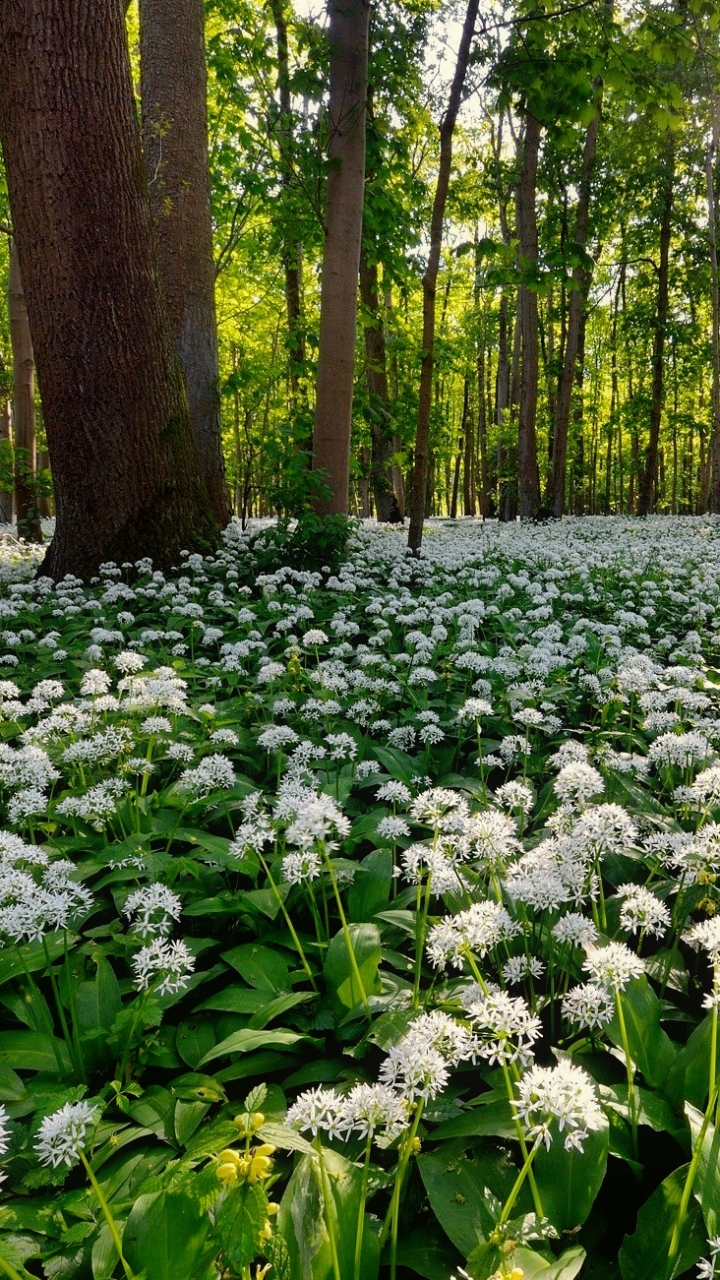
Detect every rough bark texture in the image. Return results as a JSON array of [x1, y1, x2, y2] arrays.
[[8, 240, 41, 541], [707, 112, 720, 510], [312, 0, 370, 514], [407, 0, 479, 552], [140, 0, 231, 527], [359, 253, 402, 522], [0, 0, 217, 580], [637, 140, 674, 517], [551, 82, 601, 517], [516, 111, 541, 520]]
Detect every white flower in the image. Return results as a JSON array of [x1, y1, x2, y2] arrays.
[[282, 850, 322, 884], [122, 884, 182, 939], [113, 651, 147, 674], [35, 1101, 99, 1168], [465, 990, 542, 1067], [426, 901, 520, 971], [552, 913, 598, 948], [562, 982, 615, 1030], [583, 942, 645, 992], [178, 754, 236, 796], [554, 762, 604, 808], [131, 938, 195, 994], [513, 1060, 604, 1151], [617, 884, 670, 938]]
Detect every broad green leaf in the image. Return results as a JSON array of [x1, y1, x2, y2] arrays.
[[533, 1119, 609, 1232], [608, 977, 676, 1091], [278, 1147, 380, 1280], [686, 1102, 720, 1237], [618, 1164, 705, 1280], [393, 1225, 461, 1280], [173, 1098, 211, 1146], [214, 1180, 267, 1272], [198, 1028, 302, 1067], [666, 1014, 717, 1112], [222, 943, 291, 993], [417, 1139, 531, 1257], [176, 1019, 217, 1069], [348, 849, 392, 921], [0, 1031, 71, 1074], [123, 1188, 210, 1280], [0, 1065, 25, 1102], [323, 923, 382, 1014]]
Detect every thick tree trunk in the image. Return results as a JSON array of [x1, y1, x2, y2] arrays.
[[140, 0, 231, 527], [312, 0, 370, 514], [8, 239, 41, 542], [551, 82, 601, 517], [407, 0, 479, 552], [517, 111, 541, 520], [359, 253, 402, 521], [707, 112, 720, 510], [638, 140, 674, 517], [0, 0, 217, 580]]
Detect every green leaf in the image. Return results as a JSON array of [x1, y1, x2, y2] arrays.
[[323, 923, 382, 1014], [417, 1140, 531, 1257], [173, 1099, 211, 1146], [608, 977, 676, 1090], [533, 1120, 609, 1232], [222, 944, 291, 993], [278, 1147, 380, 1280], [347, 850, 392, 922], [666, 1014, 717, 1112], [0, 1065, 25, 1102], [198, 1028, 302, 1067], [0, 1031, 71, 1074], [618, 1164, 705, 1280], [686, 1102, 720, 1237], [123, 1188, 210, 1280], [176, 1019, 217, 1069], [214, 1180, 268, 1272]]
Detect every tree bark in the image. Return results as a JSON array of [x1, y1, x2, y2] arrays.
[[516, 111, 541, 520], [359, 252, 402, 521], [312, 0, 370, 514], [8, 239, 41, 542], [0, 0, 217, 580], [0, 345, 14, 525], [637, 138, 674, 517], [407, 0, 479, 552], [551, 81, 601, 517], [707, 107, 720, 510], [268, 0, 307, 416], [140, 0, 231, 527]]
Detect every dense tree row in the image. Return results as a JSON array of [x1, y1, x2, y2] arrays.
[[0, 0, 719, 575]]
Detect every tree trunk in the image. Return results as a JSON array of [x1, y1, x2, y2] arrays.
[[312, 0, 370, 515], [140, 0, 231, 527], [268, 0, 307, 416], [707, 109, 720, 510], [8, 239, 41, 542], [517, 111, 541, 520], [359, 252, 402, 521], [637, 139, 674, 517], [551, 81, 601, 517], [0, 0, 217, 580], [407, 0, 479, 552], [0, 347, 13, 525]]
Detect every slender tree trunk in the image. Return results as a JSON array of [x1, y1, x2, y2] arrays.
[[140, 0, 231, 527], [312, 0, 370, 514], [268, 0, 306, 414], [516, 111, 541, 520], [0, 348, 13, 525], [551, 81, 601, 516], [0, 0, 217, 579], [407, 0, 479, 552], [707, 111, 720, 509], [8, 239, 41, 542], [359, 252, 401, 521], [638, 140, 674, 517]]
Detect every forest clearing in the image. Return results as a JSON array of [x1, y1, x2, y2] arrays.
[[1, 0, 720, 1275]]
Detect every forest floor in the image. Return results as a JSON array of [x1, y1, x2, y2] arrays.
[[0, 515, 718, 1279]]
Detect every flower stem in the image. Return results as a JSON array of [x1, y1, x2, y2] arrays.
[[314, 1139, 342, 1280], [498, 1135, 543, 1225], [353, 1133, 373, 1280], [322, 849, 370, 1016], [614, 991, 639, 1162], [257, 851, 318, 991], [80, 1150, 137, 1280]]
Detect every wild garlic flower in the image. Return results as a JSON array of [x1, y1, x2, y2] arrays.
[[465, 990, 542, 1067], [697, 1237, 720, 1280], [583, 942, 645, 992], [552, 913, 598, 948], [35, 1100, 99, 1168], [376, 815, 411, 840], [456, 697, 494, 723], [648, 732, 713, 770], [284, 794, 350, 850], [426, 901, 520, 971], [684, 917, 720, 961], [493, 780, 534, 815], [409, 788, 469, 832], [503, 954, 545, 986], [378, 1012, 477, 1103], [562, 982, 615, 1030], [122, 884, 182, 939], [465, 810, 521, 869], [376, 781, 412, 805], [513, 1060, 604, 1151], [617, 884, 670, 938], [553, 762, 604, 808], [178, 753, 236, 796], [131, 937, 195, 994], [282, 850, 322, 884]]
